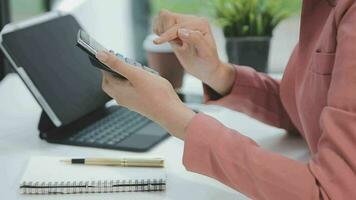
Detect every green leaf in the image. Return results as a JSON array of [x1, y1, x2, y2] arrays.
[[211, 0, 297, 37]]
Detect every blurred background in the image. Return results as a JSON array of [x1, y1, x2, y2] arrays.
[[0, 0, 302, 84]]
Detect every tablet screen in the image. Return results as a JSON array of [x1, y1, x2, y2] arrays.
[[2, 15, 111, 126]]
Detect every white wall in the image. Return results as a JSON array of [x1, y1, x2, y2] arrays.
[[54, 0, 135, 58], [269, 16, 300, 73]]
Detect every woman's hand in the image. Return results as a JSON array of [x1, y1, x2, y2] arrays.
[[153, 10, 235, 95], [96, 51, 195, 140]]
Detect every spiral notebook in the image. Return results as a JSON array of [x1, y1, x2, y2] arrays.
[[19, 156, 166, 195]]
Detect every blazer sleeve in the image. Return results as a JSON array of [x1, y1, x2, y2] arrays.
[[183, 2, 356, 200], [203, 65, 296, 132]]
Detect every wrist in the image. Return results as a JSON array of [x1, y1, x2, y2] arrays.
[[156, 102, 196, 140], [206, 61, 235, 96]]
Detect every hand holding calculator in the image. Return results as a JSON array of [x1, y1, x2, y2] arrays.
[[76, 29, 158, 78]]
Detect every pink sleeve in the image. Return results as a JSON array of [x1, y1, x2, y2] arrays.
[[203, 66, 296, 132], [183, 114, 319, 200], [183, 3, 356, 199], [183, 110, 356, 199]]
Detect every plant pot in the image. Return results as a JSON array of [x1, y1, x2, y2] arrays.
[[143, 34, 184, 89], [226, 36, 271, 72]]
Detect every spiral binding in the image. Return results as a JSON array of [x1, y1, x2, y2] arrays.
[[19, 178, 166, 194]]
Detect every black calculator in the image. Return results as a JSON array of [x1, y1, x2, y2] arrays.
[[76, 29, 158, 78]]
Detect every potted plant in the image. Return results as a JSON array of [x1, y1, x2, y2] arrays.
[[213, 0, 290, 72]]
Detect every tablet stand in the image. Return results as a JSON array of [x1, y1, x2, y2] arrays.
[[38, 111, 56, 140]]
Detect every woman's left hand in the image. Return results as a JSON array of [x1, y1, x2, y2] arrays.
[[96, 51, 195, 140]]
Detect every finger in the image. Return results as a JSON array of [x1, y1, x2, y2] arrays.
[[152, 16, 160, 35], [159, 9, 175, 17], [177, 28, 207, 52], [96, 51, 140, 82], [171, 40, 189, 53], [102, 71, 129, 87], [156, 16, 164, 35], [101, 71, 131, 98], [153, 23, 180, 44], [169, 39, 183, 48], [153, 21, 208, 45], [154, 9, 176, 35]]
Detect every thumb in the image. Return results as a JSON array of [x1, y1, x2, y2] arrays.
[[96, 51, 140, 82]]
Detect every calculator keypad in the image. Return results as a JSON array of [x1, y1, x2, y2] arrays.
[[115, 53, 159, 75]]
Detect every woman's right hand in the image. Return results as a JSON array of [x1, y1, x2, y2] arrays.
[[153, 10, 235, 95]]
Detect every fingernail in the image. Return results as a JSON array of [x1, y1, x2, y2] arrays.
[[153, 38, 160, 44], [96, 51, 108, 62], [178, 28, 190, 39]]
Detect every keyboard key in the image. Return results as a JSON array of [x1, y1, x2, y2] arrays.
[[68, 108, 151, 147]]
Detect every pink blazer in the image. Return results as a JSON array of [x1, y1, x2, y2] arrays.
[[182, 0, 356, 199]]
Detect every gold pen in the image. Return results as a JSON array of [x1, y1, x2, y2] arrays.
[[60, 158, 164, 168]]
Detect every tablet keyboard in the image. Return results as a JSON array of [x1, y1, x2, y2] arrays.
[[68, 108, 151, 146]]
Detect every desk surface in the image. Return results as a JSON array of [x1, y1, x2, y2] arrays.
[[0, 74, 310, 200]]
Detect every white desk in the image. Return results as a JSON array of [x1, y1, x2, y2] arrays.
[[0, 74, 310, 200]]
